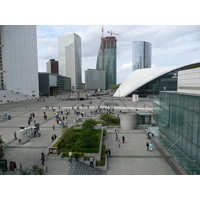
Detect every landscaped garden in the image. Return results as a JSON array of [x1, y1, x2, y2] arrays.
[[52, 114, 120, 166]]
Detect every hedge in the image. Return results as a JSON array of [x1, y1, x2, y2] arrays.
[[61, 151, 83, 158]]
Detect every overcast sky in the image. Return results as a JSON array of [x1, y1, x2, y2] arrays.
[[37, 25, 200, 84]]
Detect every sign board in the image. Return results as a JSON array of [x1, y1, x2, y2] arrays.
[[49, 147, 58, 155]]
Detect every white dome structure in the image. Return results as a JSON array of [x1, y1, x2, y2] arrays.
[[114, 63, 200, 97]]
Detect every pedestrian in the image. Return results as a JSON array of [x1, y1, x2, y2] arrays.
[[116, 133, 118, 141], [114, 127, 117, 133], [108, 149, 111, 158], [14, 131, 17, 140], [147, 132, 151, 139], [51, 135, 54, 142], [75, 153, 79, 162], [122, 135, 125, 143], [69, 150, 73, 157], [41, 153, 45, 165], [118, 140, 121, 148], [106, 149, 109, 158], [89, 156, 94, 169], [146, 142, 149, 151], [54, 134, 57, 140], [37, 129, 41, 137], [69, 156, 74, 168], [149, 142, 153, 151], [52, 125, 55, 130]]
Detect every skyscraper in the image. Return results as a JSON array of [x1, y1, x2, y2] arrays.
[[132, 41, 152, 71], [58, 33, 82, 90], [46, 59, 59, 74], [0, 25, 39, 97], [96, 36, 117, 89]]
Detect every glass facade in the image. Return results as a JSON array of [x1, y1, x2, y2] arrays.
[[96, 37, 117, 89], [129, 63, 200, 98], [58, 33, 82, 90], [132, 41, 152, 71], [153, 92, 200, 174]]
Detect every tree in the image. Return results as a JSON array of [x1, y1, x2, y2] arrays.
[[109, 84, 120, 90], [79, 119, 97, 148], [99, 113, 119, 124]]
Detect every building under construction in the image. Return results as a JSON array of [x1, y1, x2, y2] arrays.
[[96, 34, 117, 89]]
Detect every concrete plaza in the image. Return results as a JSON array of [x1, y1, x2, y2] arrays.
[[0, 93, 187, 175]]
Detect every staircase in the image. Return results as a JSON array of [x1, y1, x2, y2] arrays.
[[68, 161, 106, 175]]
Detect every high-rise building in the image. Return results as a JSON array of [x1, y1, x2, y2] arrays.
[[132, 41, 152, 71], [96, 36, 117, 89], [85, 69, 106, 90], [58, 33, 82, 90], [46, 59, 59, 74], [0, 25, 39, 97]]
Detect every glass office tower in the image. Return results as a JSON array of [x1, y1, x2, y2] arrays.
[[0, 25, 39, 97], [132, 41, 152, 71], [96, 36, 117, 89], [58, 33, 82, 90]]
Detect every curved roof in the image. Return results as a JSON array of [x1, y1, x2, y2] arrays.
[[114, 65, 186, 97]]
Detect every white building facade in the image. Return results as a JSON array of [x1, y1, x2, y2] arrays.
[[0, 25, 39, 97], [58, 33, 82, 90]]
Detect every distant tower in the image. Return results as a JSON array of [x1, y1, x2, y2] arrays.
[[58, 33, 82, 90], [132, 41, 152, 71], [46, 59, 59, 74], [96, 36, 117, 89]]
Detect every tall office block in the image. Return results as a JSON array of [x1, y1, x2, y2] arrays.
[[58, 33, 82, 90], [85, 69, 106, 90], [46, 59, 59, 74], [96, 36, 117, 89], [132, 41, 152, 71], [0, 25, 39, 97]]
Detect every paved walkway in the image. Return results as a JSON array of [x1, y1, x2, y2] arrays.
[[0, 94, 187, 175]]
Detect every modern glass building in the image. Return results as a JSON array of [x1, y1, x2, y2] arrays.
[[0, 25, 39, 97], [96, 36, 117, 89], [58, 33, 82, 90], [132, 41, 152, 71], [85, 69, 106, 90], [154, 91, 200, 175], [114, 62, 200, 97]]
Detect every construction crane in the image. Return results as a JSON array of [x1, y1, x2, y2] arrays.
[[107, 30, 119, 36]]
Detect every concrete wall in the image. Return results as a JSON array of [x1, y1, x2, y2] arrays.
[[120, 113, 137, 130]]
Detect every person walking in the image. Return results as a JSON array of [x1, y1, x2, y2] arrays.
[[149, 142, 153, 151], [108, 149, 111, 158], [118, 140, 121, 148], [51, 135, 54, 142], [52, 125, 55, 130], [122, 135, 125, 143], [90, 156, 94, 169], [41, 153, 45, 165], [69, 151, 73, 157], [69, 156, 74, 168], [116, 133, 118, 141], [146, 142, 149, 151], [75, 153, 79, 162], [14, 131, 17, 140]]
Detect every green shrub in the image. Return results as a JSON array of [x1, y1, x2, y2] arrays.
[[96, 145, 106, 166], [61, 142, 66, 148], [53, 138, 63, 147], [70, 132, 80, 144], [65, 144, 72, 149], [61, 151, 83, 158]]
